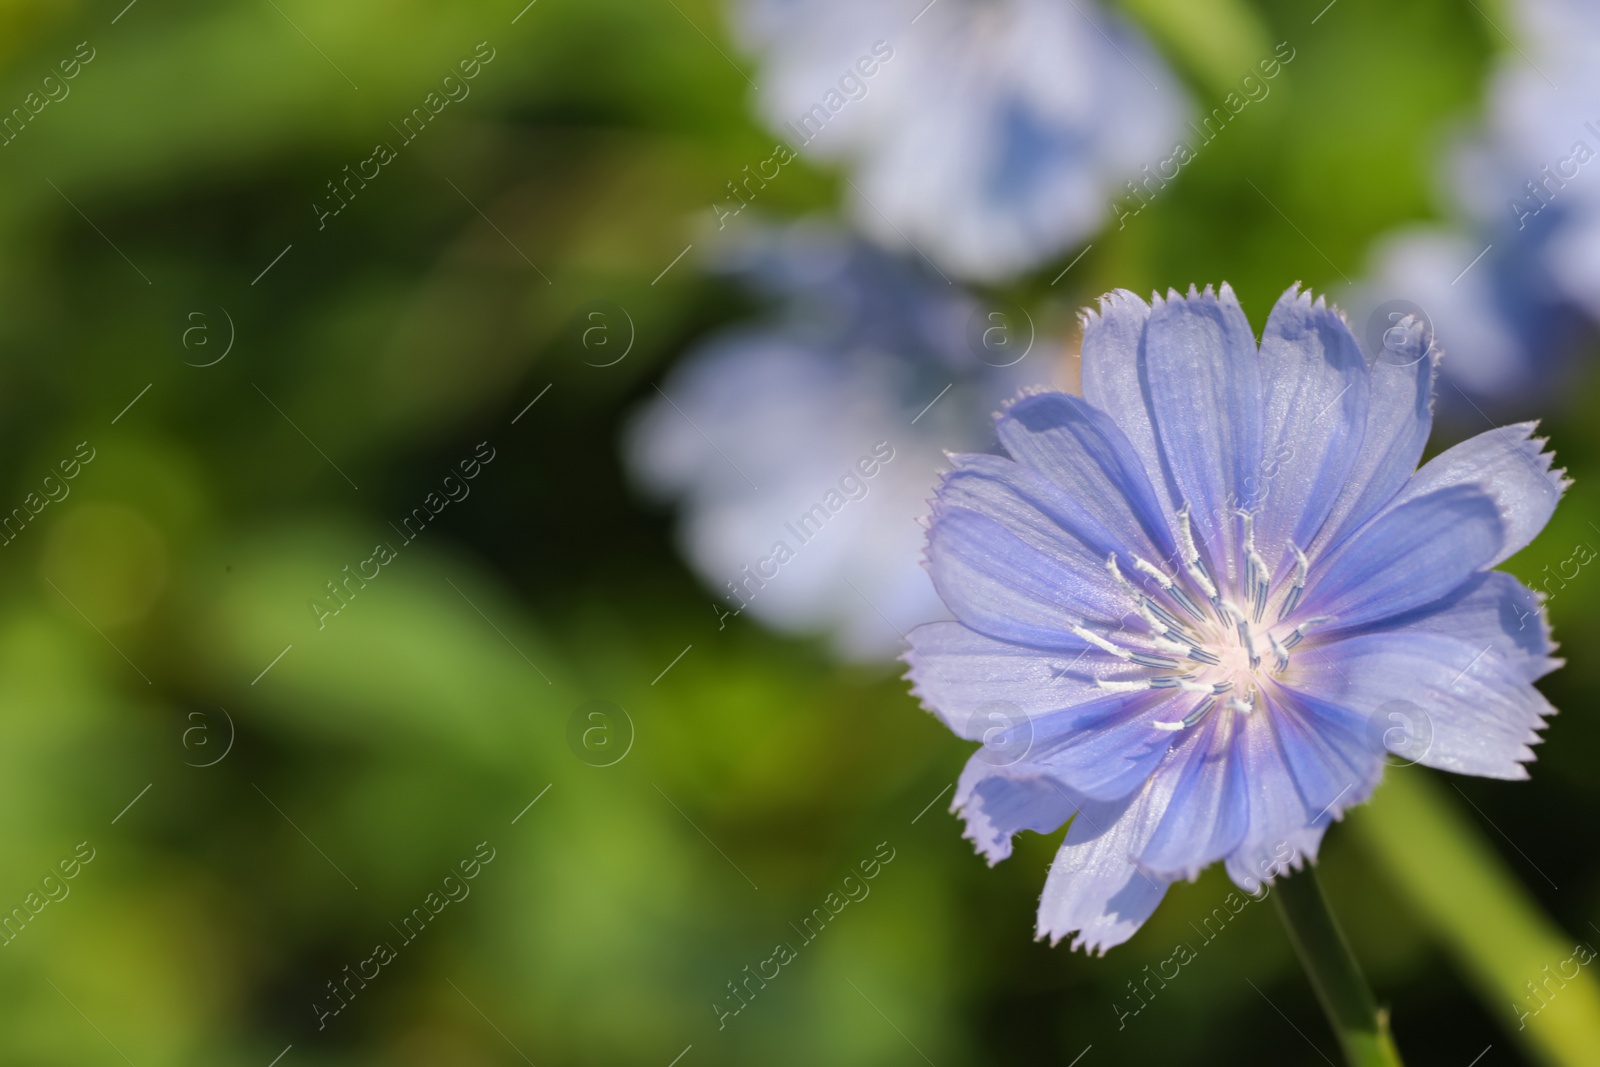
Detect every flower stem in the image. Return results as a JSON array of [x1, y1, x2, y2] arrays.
[[1272, 865, 1404, 1067]]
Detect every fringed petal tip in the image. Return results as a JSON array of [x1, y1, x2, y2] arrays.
[[1033, 918, 1132, 957], [994, 384, 1068, 423], [1273, 281, 1343, 323], [1223, 831, 1322, 895], [1077, 288, 1151, 332], [1040, 930, 1117, 957], [951, 763, 1079, 869], [1260, 281, 1363, 348], [956, 801, 1012, 869], [898, 625, 947, 718], [1157, 281, 1241, 308]]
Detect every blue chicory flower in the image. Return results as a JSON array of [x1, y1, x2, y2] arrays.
[[732, 0, 1189, 281], [905, 283, 1565, 953]]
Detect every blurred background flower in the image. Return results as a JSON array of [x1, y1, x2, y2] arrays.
[[732, 0, 1191, 280], [1360, 0, 1600, 416], [627, 221, 1059, 659]]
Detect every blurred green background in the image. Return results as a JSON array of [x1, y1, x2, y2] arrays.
[[0, 0, 1596, 1064]]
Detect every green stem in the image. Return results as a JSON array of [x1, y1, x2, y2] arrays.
[[1272, 865, 1404, 1067]]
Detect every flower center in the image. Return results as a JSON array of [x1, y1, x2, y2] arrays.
[[1092, 506, 1327, 731]]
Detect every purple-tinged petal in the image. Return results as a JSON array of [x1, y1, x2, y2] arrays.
[[904, 621, 1145, 736], [1135, 711, 1249, 881], [903, 624, 1178, 801], [1382, 423, 1568, 567], [1222, 703, 1337, 889], [995, 391, 1178, 563], [1216, 686, 1384, 891], [1079, 290, 1165, 492], [1221, 700, 1347, 892], [1351, 571, 1559, 682], [1037, 791, 1170, 955], [1307, 321, 1436, 560], [953, 757, 1081, 865], [1142, 284, 1264, 569], [1022, 693, 1186, 802], [1301, 486, 1504, 632], [1253, 286, 1370, 574], [925, 459, 1148, 646], [1288, 631, 1553, 779], [1265, 688, 1383, 821]]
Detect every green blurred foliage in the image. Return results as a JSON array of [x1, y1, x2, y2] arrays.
[[0, 0, 1593, 1064]]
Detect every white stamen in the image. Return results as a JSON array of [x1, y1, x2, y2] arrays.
[[1134, 518, 1320, 733], [1151, 694, 1218, 731], [1152, 636, 1192, 657], [1175, 505, 1201, 565], [1239, 511, 1270, 622], [1269, 634, 1290, 673], [1105, 555, 1137, 595], [1278, 545, 1310, 621], [1186, 557, 1218, 602], [1140, 596, 1186, 634], [1166, 586, 1208, 625], [1240, 624, 1260, 668], [1217, 600, 1260, 667], [1135, 554, 1208, 623], [1133, 556, 1173, 588], [1135, 600, 1171, 636], [1282, 615, 1331, 650], [1250, 559, 1270, 620], [1182, 697, 1218, 728], [1096, 678, 1151, 693], [1071, 625, 1131, 660]]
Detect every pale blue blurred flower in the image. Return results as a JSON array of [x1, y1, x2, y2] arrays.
[[906, 284, 1564, 953], [1363, 0, 1600, 407], [732, 0, 1189, 281], [626, 222, 1055, 659]]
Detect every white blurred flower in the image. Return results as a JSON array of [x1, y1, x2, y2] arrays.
[[733, 0, 1189, 282], [1361, 0, 1599, 408], [627, 222, 1056, 659]]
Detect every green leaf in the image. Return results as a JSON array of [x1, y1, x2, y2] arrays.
[[1350, 771, 1600, 1066]]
